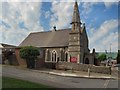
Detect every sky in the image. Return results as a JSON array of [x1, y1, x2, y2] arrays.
[[0, 0, 119, 52]]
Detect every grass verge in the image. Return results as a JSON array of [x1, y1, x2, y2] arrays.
[[2, 76, 52, 88]]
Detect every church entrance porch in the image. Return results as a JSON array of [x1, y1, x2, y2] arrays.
[[85, 58, 89, 64]]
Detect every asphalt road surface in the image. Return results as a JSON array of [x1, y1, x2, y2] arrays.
[[2, 65, 119, 89]]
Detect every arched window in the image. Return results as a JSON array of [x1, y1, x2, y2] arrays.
[[60, 49, 64, 61], [54, 53, 56, 62], [51, 50, 57, 62], [52, 53, 54, 61], [65, 52, 68, 62], [46, 50, 50, 61]]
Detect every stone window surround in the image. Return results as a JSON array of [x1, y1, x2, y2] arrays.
[[45, 49, 69, 63], [51, 50, 58, 62], [65, 51, 68, 62]]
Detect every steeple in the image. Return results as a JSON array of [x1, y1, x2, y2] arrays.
[[71, 1, 81, 32]]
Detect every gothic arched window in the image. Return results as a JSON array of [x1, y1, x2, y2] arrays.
[[60, 49, 64, 61], [46, 50, 50, 61], [65, 52, 68, 62], [51, 50, 57, 62]]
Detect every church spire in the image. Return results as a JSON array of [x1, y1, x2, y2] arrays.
[[71, 1, 81, 32]]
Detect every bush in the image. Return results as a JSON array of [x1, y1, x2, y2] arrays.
[[20, 46, 40, 69]]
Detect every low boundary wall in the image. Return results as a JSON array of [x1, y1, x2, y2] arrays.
[[56, 62, 111, 74]]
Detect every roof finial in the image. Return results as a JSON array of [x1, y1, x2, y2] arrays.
[[53, 26, 56, 31], [74, 0, 78, 9], [83, 23, 85, 26]]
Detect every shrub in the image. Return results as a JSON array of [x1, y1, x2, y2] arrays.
[[20, 46, 40, 69]]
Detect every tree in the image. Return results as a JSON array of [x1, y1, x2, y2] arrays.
[[117, 50, 120, 64], [98, 53, 107, 61], [20, 46, 40, 69]]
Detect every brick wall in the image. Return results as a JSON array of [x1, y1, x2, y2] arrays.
[[15, 48, 45, 69], [8, 53, 19, 65], [56, 62, 111, 74], [35, 57, 45, 69], [15, 48, 26, 67], [44, 62, 56, 69]]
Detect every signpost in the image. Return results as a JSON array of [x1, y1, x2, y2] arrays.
[[88, 68, 90, 77], [71, 57, 77, 63]]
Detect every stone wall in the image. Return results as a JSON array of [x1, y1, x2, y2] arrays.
[[56, 62, 111, 74]]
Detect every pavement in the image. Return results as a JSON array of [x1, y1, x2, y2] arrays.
[[4, 65, 118, 80], [2, 65, 119, 88]]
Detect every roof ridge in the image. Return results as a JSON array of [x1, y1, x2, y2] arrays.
[[30, 28, 71, 34]]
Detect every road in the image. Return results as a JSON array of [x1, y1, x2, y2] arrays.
[[2, 65, 119, 89]]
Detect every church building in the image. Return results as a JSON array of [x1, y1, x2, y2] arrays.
[[18, 2, 96, 68]]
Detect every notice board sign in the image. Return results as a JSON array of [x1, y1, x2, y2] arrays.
[[70, 57, 77, 63]]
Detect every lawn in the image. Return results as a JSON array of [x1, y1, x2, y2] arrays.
[[2, 76, 52, 88]]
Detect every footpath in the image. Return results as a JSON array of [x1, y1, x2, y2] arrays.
[[2, 65, 119, 80], [32, 68, 118, 80]]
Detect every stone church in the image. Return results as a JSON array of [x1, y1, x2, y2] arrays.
[[18, 2, 97, 68]]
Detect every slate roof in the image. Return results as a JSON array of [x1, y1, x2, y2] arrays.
[[19, 29, 71, 47], [0, 43, 16, 48]]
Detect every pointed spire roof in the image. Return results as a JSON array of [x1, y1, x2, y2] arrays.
[[71, 1, 81, 24]]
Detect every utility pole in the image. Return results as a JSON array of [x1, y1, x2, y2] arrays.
[[109, 43, 112, 67]]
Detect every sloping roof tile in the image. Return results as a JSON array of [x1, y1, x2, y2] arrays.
[[19, 29, 71, 47], [0, 43, 16, 48]]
